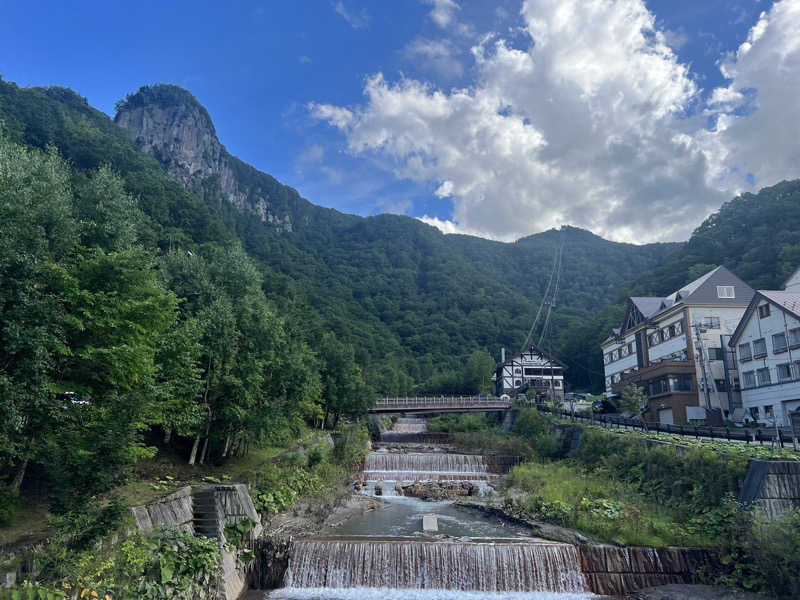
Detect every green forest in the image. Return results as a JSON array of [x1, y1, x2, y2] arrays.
[[3, 77, 800, 546]]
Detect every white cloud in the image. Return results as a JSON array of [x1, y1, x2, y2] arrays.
[[700, 0, 800, 192], [313, 0, 800, 243], [333, 1, 370, 29], [425, 0, 460, 29], [308, 103, 354, 129], [403, 38, 464, 79]]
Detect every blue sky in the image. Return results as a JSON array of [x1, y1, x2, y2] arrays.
[[2, 1, 798, 242]]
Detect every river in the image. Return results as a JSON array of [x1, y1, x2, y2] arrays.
[[263, 416, 599, 599]]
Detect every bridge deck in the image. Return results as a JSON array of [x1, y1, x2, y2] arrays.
[[372, 396, 512, 413]]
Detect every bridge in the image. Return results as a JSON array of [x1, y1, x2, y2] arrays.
[[372, 396, 512, 414]]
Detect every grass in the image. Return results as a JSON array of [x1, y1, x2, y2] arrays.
[[0, 503, 52, 548], [506, 460, 705, 547], [555, 417, 800, 461]]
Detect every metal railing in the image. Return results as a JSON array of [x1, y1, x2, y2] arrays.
[[535, 405, 800, 448], [373, 395, 512, 411]]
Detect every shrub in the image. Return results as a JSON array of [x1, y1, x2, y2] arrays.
[[0, 484, 20, 526]]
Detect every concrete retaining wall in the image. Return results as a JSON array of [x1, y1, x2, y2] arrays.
[[580, 545, 719, 596], [740, 460, 800, 519], [130, 485, 194, 533]]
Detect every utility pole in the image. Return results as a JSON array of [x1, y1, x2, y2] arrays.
[[693, 323, 712, 411]]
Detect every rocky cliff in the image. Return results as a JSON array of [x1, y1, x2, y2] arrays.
[[115, 84, 293, 231]]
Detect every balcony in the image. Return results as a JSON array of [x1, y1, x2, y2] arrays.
[[612, 359, 695, 396]]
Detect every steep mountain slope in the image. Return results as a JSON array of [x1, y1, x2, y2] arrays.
[[0, 78, 678, 390], [112, 84, 679, 385]]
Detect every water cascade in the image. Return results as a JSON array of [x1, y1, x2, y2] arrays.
[[284, 540, 589, 593]]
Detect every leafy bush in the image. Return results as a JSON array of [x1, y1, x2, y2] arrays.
[[572, 429, 747, 514], [0, 484, 20, 526], [748, 508, 800, 599]]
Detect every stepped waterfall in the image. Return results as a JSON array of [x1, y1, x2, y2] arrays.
[[284, 540, 589, 593], [265, 414, 599, 599]]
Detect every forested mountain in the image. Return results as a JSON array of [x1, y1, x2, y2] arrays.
[[109, 83, 679, 389]]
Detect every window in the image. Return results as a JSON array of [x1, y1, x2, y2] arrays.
[[604, 353, 611, 365], [753, 338, 767, 357], [674, 321, 683, 335], [749, 407, 759, 420], [620, 345, 629, 357], [707, 347, 724, 360], [650, 332, 661, 345], [773, 332, 788, 353], [777, 363, 793, 381], [794, 361, 800, 379], [758, 304, 771, 318], [611, 349, 619, 361], [605, 377, 611, 388], [742, 371, 756, 388], [627, 342, 634, 354], [553, 380, 561, 388], [738, 343, 752, 361], [764, 405, 774, 418], [717, 285, 735, 298], [756, 367, 771, 386], [789, 327, 800, 348], [514, 379, 522, 387], [613, 373, 621, 383], [715, 378, 727, 391], [661, 327, 671, 341], [703, 316, 721, 329], [524, 367, 535, 376], [514, 368, 522, 375]]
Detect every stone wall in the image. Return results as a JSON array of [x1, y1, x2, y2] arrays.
[[580, 545, 719, 597], [130, 486, 194, 533], [740, 460, 800, 519]]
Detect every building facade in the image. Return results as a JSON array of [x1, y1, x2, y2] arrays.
[[495, 345, 565, 402], [729, 281, 800, 426], [601, 267, 754, 425]]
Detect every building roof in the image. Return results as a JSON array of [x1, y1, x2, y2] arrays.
[[729, 290, 800, 346], [618, 266, 754, 336], [498, 344, 567, 370], [759, 291, 800, 319], [630, 297, 663, 319]]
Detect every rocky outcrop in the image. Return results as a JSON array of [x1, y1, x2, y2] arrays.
[[115, 85, 292, 231], [580, 545, 719, 597], [740, 459, 800, 519]]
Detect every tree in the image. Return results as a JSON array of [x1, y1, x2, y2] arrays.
[[619, 384, 647, 418]]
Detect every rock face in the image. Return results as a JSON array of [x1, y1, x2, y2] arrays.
[[115, 85, 292, 231]]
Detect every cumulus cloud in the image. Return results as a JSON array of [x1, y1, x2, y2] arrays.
[[333, 1, 370, 29], [700, 0, 800, 192], [403, 38, 464, 79], [313, 0, 800, 242], [425, 0, 460, 29]]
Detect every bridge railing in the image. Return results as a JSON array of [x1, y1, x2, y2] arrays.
[[374, 395, 511, 410]]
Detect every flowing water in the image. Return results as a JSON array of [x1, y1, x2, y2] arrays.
[[264, 415, 598, 599]]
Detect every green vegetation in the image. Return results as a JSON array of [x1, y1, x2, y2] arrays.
[[503, 409, 799, 599], [3, 526, 222, 600], [508, 461, 695, 547]]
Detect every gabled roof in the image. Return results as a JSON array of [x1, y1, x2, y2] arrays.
[[499, 343, 568, 370], [630, 297, 663, 319], [620, 266, 754, 334], [730, 290, 800, 346]]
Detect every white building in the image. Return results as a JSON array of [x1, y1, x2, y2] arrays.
[[495, 345, 565, 401], [601, 266, 754, 424], [729, 268, 800, 426]]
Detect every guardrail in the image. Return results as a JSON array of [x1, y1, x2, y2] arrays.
[[532, 404, 800, 449], [373, 396, 512, 411]]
